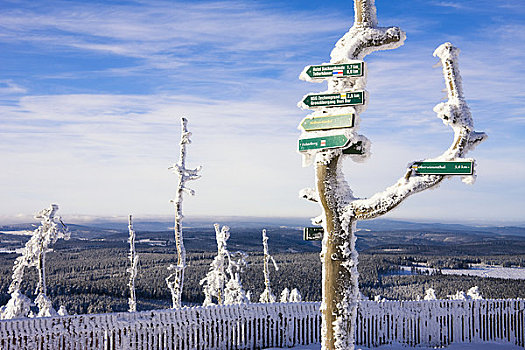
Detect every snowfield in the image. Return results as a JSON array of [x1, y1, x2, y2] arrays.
[[399, 264, 525, 280]]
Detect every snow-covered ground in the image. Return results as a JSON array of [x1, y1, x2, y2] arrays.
[[266, 342, 521, 349], [399, 264, 525, 280]]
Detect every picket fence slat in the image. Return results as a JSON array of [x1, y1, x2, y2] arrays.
[[0, 299, 524, 349]]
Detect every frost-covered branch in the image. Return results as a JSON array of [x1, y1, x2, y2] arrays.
[[259, 229, 279, 303], [349, 43, 487, 221], [166, 117, 202, 309], [330, 0, 405, 62], [127, 215, 139, 312]]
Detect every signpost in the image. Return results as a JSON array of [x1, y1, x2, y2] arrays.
[[412, 161, 473, 175], [303, 227, 323, 241], [300, 114, 355, 131], [304, 62, 364, 79], [298, 135, 349, 152], [302, 91, 364, 108]]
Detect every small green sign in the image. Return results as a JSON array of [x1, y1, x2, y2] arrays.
[[302, 91, 364, 108], [342, 141, 365, 155], [412, 161, 473, 175], [298, 135, 349, 152], [300, 114, 355, 131], [303, 227, 323, 241], [305, 62, 364, 79]]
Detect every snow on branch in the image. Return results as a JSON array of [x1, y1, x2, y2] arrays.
[[348, 43, 487, 221], [330, 0, 406, 62]]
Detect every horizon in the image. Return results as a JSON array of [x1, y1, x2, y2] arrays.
[[1, 0, 524, 224], [1, 213, 524, 228]]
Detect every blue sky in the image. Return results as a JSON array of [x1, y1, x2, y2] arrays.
[[0, 0, 524, 224]]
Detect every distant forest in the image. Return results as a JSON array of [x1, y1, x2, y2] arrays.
[[1, 241, 524, 315]]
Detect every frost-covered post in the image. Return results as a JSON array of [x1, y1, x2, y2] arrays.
[[166, 117, 202, 309], [297, 1, 486, 349], [127, 215, 139, 312], [3, 204, 69, 319], [259, 229, 278, 303]]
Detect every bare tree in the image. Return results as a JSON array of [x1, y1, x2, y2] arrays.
[[166, 117, 201, 308], [298, 1, 486, 349]]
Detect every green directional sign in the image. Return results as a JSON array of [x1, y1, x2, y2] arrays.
[[303, 227, 323, 241], [305, 62, 364, 79], [302, 91, 364, 108], [300, 114, 355, 131], [412, 161, 473, 175], [298, 135, 349, 152], [342, 141, 365, 155]]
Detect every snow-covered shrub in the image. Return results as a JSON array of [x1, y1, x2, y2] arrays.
[[57, 305, 68, 316], [35, 294, 58, 317], [424, 288, 437, 301], [467, 286, 482, 300], [224, 251, 249, 305], [290, 288, 302, 302], [201, 224, 230, 306], [280, 288, 290, 302], [0, 290, 32, 320]]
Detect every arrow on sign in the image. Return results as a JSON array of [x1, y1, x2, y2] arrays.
[[304, 62, 364, 79], [412, 161, 473, 175], [298, 134, 350, 152], [300, 114, 355, 131], [301, 91, 364, 109]]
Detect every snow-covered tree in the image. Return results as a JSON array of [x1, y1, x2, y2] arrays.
[[280, 288, 290, 303], [224, 251, 249, 305], [467, 286, 482, 300], [0, 290, 31, 320], [127, 215, 139, 312], [201, 224, 230, 306], [3, 204, 69, 319], [166, 117, 202, 309], [201, 225, 249, 306], [297, 1, 486, 348], [424, 288, 437, 301], [259, 229, 278, 303], [289, 288, 302, 302]]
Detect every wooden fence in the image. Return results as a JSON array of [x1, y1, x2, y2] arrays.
[[0, 299, 523, 349]]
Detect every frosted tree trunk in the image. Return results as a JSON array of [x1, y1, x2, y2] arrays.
[[298, 1, 486, 349], [127, 214, 139, 312], [259, 229, 278, 303], [166, 118, 201, 309]]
